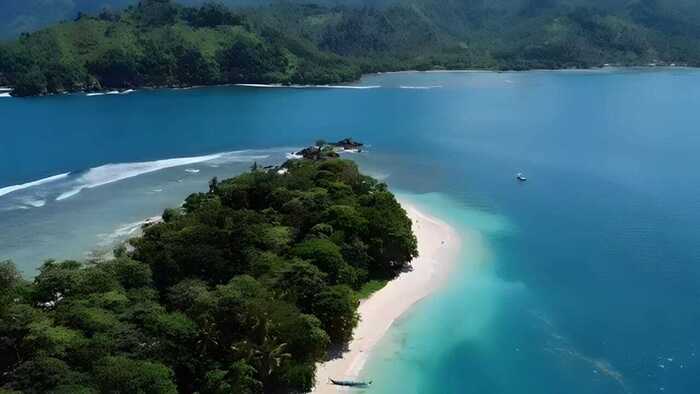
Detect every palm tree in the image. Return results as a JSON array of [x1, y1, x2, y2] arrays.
[[231, 318, 291, 386]]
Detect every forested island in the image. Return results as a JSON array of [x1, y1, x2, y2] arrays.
[[3, 0, 700, 96], [0, 151, 418, 393]]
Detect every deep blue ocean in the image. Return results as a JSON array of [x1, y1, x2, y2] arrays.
[[1, 69, 699, 393]]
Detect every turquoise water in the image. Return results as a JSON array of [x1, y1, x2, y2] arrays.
[[2, 69, 700, 393]]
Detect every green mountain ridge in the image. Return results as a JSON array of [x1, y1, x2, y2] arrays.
[[2, 0, 700, 96], [5, 0, 700, 40]]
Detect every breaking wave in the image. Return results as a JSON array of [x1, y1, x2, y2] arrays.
[[55, 151, 270, 201], [1, 150, 274, 208], [236, 83, 381, 90], [0, 173, 70, 198], [21, 198, 46, 208], [86, 90, 134, 97], [96, 216, 162, 246], [399, 85, 443, 90]]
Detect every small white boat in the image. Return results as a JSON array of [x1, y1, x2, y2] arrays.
[[516, 172, 527, 182]]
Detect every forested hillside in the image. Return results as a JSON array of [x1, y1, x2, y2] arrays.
[[0, 1, 361, 96], [2, 0, 700, 96], [0, 0, 392, 39], [0, 154, 418, 393]]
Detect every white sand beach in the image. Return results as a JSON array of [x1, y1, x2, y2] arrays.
[[312, 201, 461, 393]]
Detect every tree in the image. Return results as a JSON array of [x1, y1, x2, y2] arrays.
[[324, 204, 368, 236], [185, 3, 243, 28], [33, 260, 83, 307], [0, 261, 22, 301], [24, 319, 88, 357], [1, 154, 418, 393], [166, 278, 212, 315], [138, 0, 179, 27], [312, 285, 358, 343], [94, 356, 177, 394], [8, 357, 84, 393], [203, 360, 260, 394], [0, 304, 42, 378], [361, 191, 418, 276], [87, 47, 141, 88], [102, 257, 152, 289], [12, 66, 47, 96], [208, 177, 219, 194], [277, 314, 329, 363], [176, 47, 221, 85], [217, 36, 288, 84], [292, 239, 356, 285], [274, 261, 327, 312]]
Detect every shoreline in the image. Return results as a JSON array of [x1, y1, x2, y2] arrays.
[[3, 65, 696, 98], [311, 200, 461, 393]]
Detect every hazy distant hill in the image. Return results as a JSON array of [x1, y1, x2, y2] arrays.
[[0, 0, 399, 38], [4, 0, 700, 41]]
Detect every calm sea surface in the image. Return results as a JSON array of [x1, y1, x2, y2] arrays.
[[2, 69, 699, 393]]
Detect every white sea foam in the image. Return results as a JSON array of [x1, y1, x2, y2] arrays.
[[185, 168, 200, 174], [309, 85, 380, 89], [399, 85, 443, 89], [0, 205, 30, 212], [236, 83, 381, 90], [54, 151, 268, 201], [91, 90, 134, 95], [0, 92, 11, 98], [171, 86, 204, 91], [0, 173, 70, 198], [208, 151, 269, 165], [22, 198, 46, 208], [55, 153, 224, 201], [97, 216, 162, 246], [236, 83, 284, 88]]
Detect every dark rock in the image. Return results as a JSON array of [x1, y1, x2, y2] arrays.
[[294, 146, 340, 161], [331, 138, 364, 150]]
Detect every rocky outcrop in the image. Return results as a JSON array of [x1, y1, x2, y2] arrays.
[[331, 138, 363, 150], [294, 146, 340, 161]]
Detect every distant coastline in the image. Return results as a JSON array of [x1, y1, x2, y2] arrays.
[[3, 65, 696, 98]]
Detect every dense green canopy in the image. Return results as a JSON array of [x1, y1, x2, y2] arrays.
[[3, 0, 700, 96], [0, 0, 361, 96], [0, 156, 418, 393]]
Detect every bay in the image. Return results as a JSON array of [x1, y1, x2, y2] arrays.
[[1, 69, 699, 393]]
